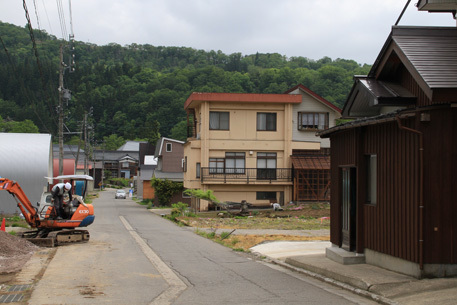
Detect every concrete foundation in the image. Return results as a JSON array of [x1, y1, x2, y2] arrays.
[[325, 244, 365, 265], [365, 248, 457, 279]]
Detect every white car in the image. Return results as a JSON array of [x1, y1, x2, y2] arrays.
[[115, 189, 126, 199]]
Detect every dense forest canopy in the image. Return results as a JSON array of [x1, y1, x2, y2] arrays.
[[0, 21, 370, 144]]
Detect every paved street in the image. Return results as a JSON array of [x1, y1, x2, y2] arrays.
[[28, 189, 377, 304]]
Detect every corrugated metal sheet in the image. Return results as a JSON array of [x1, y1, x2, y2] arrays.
[[0, 133, 52, 214], [291, 155, 330, 170]]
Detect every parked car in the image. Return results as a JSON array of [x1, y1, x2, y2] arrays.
[[115, 189, 126, 199]]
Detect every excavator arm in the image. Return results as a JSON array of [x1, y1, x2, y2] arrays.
[[0, 178, 40, 228]]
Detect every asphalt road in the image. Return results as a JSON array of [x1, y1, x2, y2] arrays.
[[28, 189, 377, 305]]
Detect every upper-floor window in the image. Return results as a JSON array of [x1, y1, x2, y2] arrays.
[[166, 143, 172, 152], [210, 111, 229, 130], [225, 152, 245, 174], [257, 152, 277, 180], [209, 158, 225, 174], [257, 113, 277, 131], [298, 112, 329, 130]]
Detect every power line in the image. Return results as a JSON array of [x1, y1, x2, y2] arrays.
[[56, 0, 68, 40]]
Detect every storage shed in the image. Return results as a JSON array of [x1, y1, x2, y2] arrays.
[[0, 133, 53, 214], [320, 26, 457, 278]]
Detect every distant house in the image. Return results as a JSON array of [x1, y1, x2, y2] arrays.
[[137, 142, 156, 200], [286, 84, 341, 202], [91, 150, 139, 187], [183, 92, 310, 211], [153, 137, 190, 206], [319, 25, 457, 278]]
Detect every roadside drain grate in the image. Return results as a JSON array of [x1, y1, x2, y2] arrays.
[[0, 293, 24, 303], [0, 285, 32, 303], [8, 285, 32, 292]]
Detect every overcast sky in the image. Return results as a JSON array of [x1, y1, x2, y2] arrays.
[[1, 0, 455, 65]]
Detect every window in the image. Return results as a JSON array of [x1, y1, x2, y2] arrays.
[[257, 152, 277, 180], [225, 152, 245, 174], [209, 112, 229, 130], [122, 162, 129, 168], [196, 163, 201, 178], [257, 113, 276, 131], [298, 112, 329, 130], [166, 143, 172, 152], [183, 157, 187, 172], [209, 158, 225, 174], [256, 192, 277, 200], [366, 155, 377, 205]]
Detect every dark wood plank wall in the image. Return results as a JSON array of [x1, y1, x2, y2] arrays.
[[330, 108, 457, 264], [400, 67, 431, 107], [329, 130, 357, 247], [363, 119, 420, 263], [423, 109, 457, 263]]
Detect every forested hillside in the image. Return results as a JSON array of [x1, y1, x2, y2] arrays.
[[0, 21, 370, 144]]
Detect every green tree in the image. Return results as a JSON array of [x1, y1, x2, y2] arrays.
[[170, 120, 187, 142], [103, 134, 125, 150]]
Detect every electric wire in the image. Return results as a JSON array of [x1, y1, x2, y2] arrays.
[[0, 35, 53, 133], [41, 0, 54, 35], [56, 0, 68, 40], [22, 0, 59, 130]]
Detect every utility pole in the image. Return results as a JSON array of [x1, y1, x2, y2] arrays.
[[84, 111, 88, 175], [58, 44, 64, 178]]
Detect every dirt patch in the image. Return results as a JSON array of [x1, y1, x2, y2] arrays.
[[0, 231, 40, 280], [179, 203, 331, 251]]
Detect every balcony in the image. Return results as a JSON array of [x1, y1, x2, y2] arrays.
[[200, 167, 292, 184]]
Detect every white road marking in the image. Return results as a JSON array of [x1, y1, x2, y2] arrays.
[[119, 216, 187, 305]]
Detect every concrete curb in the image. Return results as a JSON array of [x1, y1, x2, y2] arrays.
[[267, 257, 399, 305]]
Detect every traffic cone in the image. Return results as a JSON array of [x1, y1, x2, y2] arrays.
[[0, 218, 5, 232]]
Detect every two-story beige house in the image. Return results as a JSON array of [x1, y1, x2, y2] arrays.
[[183, 91, 333, 211]]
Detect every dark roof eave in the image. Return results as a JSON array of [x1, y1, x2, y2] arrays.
[[318, 111, 416, 138]]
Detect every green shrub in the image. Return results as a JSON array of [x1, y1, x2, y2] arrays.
[[151, 178, 183, 206]]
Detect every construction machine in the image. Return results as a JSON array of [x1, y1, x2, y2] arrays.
[[0, 175, 95, 247]]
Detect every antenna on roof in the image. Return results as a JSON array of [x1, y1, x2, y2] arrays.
[[395, 0, 412, 26]]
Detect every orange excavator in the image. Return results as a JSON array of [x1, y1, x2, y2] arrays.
[[0, 175, 95, 246]]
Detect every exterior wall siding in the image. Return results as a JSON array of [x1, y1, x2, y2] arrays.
[[330, 108, 457, 264], [362, 120, 420, 263]]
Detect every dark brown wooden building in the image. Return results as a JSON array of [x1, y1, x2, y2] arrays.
[[320, 26, 457, 278]]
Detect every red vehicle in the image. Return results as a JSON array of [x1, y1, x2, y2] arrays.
[[0, 175, 95, 246]]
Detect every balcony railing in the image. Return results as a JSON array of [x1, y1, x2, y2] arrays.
[[201, 167, 292, 183]]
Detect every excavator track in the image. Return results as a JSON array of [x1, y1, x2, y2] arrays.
[[18, 229, 90, 247]]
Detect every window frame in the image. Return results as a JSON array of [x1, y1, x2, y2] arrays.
[[225, 152, 245, 174], [209, 111, 230, 130], [366, 154, 377, 205], [298, 112, 329, 131], [209, 158, 225, 174], [256, 152, 277, 180], [257, 112, 277, 131], [166, 142, 172, 152], [256, 191, 277, 200], [196, 163, 201, 178]]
